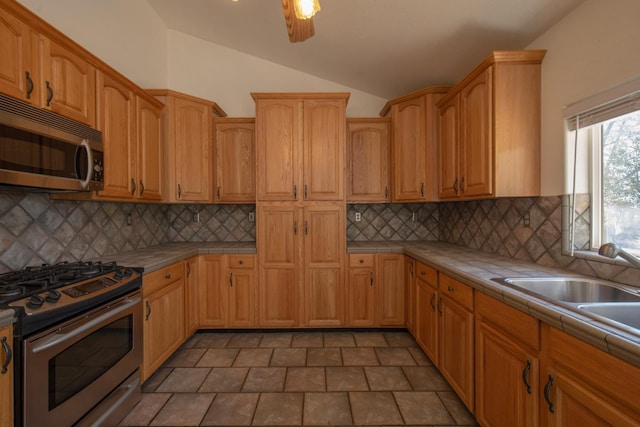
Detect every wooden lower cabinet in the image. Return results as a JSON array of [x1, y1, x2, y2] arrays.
[[347, 253, 404, 327], [541, 325, 640, 426], [142, 262, 185, 382], [184, 256, 199, 336], [414, 262, 438, 364], [0, 324, 13, 427], [475, 293, 540, 427], [404, 256, 416, 334], [199, 255, 256, 328]]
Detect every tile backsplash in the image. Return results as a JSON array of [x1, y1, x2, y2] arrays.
[[0, 192, 636, 286]]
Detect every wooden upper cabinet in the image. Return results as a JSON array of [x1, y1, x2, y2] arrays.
[[0, 6, 36, 103], [253, 93, 349, 202], [303, 98, 346, 201], [214, 118, 256, 203], [96, 71, 136, 199], [437, 50, 545, 200], [41, 38, 96, 127], [381, 87, 450, 202], [149, 89, 226, 203], [136, 95, 163, 201], [347, 118, 390, 203]]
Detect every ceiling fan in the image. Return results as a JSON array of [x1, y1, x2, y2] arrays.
[[281, 0, 321, 43]]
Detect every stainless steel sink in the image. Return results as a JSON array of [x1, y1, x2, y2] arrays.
[[495, 277, 640, 303], [578, 303, 640, 331]]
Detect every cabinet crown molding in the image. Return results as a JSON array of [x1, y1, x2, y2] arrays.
[[379, 86, 452, 117], [146, 89, 227, 117]]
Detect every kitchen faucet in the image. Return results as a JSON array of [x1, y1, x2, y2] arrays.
[[598, 243, 640, 268]]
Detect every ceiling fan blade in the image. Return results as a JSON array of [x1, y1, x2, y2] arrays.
[[281, 0, 315, 43]]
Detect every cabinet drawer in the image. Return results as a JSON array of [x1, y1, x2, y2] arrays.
[[349, 254, 375, 268], [439, 273, 473, 311], [416, 262, 437, 288], [144, 262, 184, 296], [476, 292, 540, 351], [228, 255, 255, 269]]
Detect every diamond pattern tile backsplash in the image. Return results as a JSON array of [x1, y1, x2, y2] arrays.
[[347, 203, 439, 241]]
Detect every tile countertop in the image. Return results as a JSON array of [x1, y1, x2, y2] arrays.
[[350, 240, 640, 368], [97, 240, 640, 367]]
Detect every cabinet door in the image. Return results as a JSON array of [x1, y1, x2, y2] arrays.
[[304, 205, 345, 326], [137, 96, 163, 201], [143, 278, 184, 382], [184, 256, 199, 336], [476, 320, 538, 427], [347, 267, 375, 326], [0, 325, 13, 427], [173, 97, 211, 201], [303, 99, 345, 201], [404, 256, 415, 333], [460, 67, 492, 198], [256, 99, 301, 201], [96, 71, 136, 199], [41, 38, 96, 126], [439, 295, 474, 412], [0, 9, 34, 103], [438, 95, 459, 199], [391, 97, 426, 201], [347, 120, 390, 202], [376, 254, 404, 325], [228, 267, 256, 327], [415, 277, 438, 364], [198, 255, 227, 327], [257, 205, 301, 326], [215, 120, 256, 202]]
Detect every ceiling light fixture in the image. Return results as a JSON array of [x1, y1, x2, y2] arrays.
[[294, 0, 320, 20]]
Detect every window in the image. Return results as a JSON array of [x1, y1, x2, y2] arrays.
[[565, 78, 640, 257]]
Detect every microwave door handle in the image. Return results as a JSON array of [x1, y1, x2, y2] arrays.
[[31, 296, 140, 353], [79, 140, 94, 190]]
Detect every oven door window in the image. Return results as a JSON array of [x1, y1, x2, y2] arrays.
[[49, 315, 133, 410], [0, 124, 87, 180]]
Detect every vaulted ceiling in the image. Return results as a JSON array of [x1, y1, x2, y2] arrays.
[[147, 0, 586, 99]]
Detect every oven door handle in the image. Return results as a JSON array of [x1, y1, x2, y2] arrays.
[[31, 296, 141, 353]]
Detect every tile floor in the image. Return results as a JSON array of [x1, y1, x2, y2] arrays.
[[120, 330, 478, 426]]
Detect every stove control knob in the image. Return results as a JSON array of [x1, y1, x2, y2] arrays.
[[27, 295, 44, 309], [46, 289, 61, 303], [114, 270, 125, 280], [124, 268, 134, 277]]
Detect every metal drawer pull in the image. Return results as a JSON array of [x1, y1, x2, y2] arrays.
[[522, 360, 532, 394], [430, 294, 436, 310], [165, 274, 171, 279], [544, 375, 554, 413], [1, 337, 12, 374], [447, 286, 454, 292], [359, 259, 364, 264]]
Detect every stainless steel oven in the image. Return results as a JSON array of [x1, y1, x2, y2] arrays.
[[22, 291, 142, 427]]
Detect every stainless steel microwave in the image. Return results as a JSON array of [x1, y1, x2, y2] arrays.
[[0, 94, 104, 192]]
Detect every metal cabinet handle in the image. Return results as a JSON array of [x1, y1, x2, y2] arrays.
[[186, 263, 191, 278], [437, 297, 443, 316], [178, 184, 182, 199], [453, 178, 459, 195], [145, 300, 151, 321], [304, 221, 308, 235], [25, 71, 34, 99], [430, 293, 436, 310], [130, 179, 136, 196], [522, 360, 532, 394], [294, 220, 298, 235], [139, 180, 145, 196], [369, 271, 374, 287], [385, 186, 389, 200], [409, 263, 413, 275], [544, 374, 554, 413], [460, 176, 465, 193], [304, 184, 308, 200], [45, 80, 53, 106], [293, 185, 297, 199], [1, 336, 12, 374], [229, 273, 233, 287], [420, 182, 425, 198]]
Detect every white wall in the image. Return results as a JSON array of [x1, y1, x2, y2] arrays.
[[16, 0, 168, 88], [527, 0, 640, 196], [165, 30, 386, 117]]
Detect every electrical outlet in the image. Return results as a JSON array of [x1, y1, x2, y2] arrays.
[[249, 212, 255, 222], [193, 212, 200, 223], [355, 212, 361, 222], [523, 211, 531, 227], [126, 214, 132, 226]]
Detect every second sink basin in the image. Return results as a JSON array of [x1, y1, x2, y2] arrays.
[[578, 302, 640, 331], [496, 277, 640, 303]]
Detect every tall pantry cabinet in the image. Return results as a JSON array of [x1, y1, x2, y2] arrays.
[[252, 93, 348, 327]]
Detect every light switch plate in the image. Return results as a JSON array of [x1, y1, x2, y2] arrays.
[[355, 212, 361, 222]]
